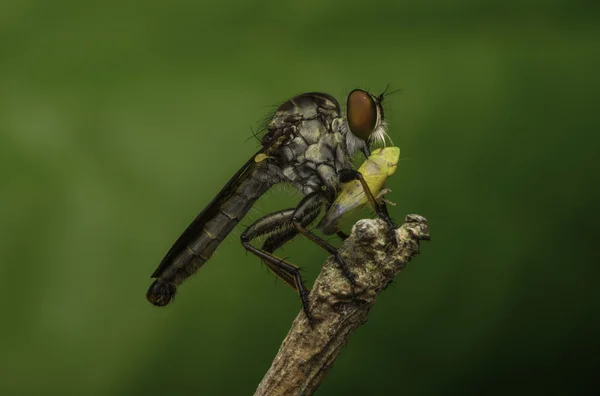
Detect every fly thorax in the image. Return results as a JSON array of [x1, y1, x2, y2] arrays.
[[298, 119, 327, 144]]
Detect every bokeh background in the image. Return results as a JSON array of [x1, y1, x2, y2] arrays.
[[1, 0, 599, 394]]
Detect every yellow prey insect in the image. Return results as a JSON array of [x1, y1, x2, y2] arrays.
[[318, 146, 400, 235]]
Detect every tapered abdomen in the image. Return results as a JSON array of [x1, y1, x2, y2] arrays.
[[147, 165, 273, 306]]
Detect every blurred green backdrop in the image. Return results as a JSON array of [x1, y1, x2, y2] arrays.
[[1, 0, 599, 394]]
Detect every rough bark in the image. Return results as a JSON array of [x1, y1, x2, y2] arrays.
[[255, 214, 430, 396]]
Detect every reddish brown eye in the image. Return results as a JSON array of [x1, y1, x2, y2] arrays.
[[347, 89, 377, 141]]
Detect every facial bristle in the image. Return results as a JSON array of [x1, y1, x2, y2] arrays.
[[371, 120, 393, 148]]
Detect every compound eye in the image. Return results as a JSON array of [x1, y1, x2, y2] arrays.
[[347, 89, 377, 141]]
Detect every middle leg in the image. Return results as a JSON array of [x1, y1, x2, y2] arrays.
[[291, 191, 357, 286]]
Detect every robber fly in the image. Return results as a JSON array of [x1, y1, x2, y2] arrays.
[[147, 89, 397, 320]]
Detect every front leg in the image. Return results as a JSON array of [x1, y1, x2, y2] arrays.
[[338, 168, 399, 246]]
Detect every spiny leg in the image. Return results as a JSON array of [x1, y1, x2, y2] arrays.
[[240, 207, 321, 320], [336, 230, 350, 240], [241, 241, 312, 321], [292, 191, 357, 286], [338, 168, 399, 246], [261, 202, 321, 253], [241, 209, 297, 288], [260, 203, 322, 253], [262, 228, 298, 253]]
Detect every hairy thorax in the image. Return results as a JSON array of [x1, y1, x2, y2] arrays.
[[263, 93, 353, 196]]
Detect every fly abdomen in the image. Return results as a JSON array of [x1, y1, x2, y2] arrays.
[[147, 165, 273, 306], [146, 280, 176, 307]]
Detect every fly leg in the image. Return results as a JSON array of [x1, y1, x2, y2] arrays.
[[336, 230, 350, 240], [292, 192, 357, 287], [260, 202, 322, 254], [262, 229, 298, 254], [240, 206, 321, 321], [338, 169, 399, 247], [240, 210, 300, 290]]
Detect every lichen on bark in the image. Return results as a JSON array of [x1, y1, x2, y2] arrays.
[[255, 214, 430, 396]]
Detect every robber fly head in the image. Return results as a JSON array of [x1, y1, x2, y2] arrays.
[[345, 88, 394, 148]]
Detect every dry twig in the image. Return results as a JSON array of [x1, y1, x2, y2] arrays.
[[255, 214, 430, 396]]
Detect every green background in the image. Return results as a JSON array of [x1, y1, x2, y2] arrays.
[[1, 0, 598, 394]]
